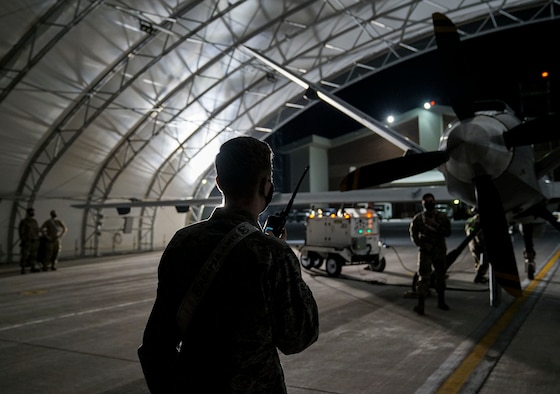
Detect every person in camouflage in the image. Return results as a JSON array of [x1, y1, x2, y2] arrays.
[[18, 207, 40, 274], [409, 193, 451, 315], [138, 136, 319, 393], [39, 210, 67, 271], [465, 211, 489, 284]]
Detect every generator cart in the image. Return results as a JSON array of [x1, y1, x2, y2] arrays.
[[298, 208, 386, 277]]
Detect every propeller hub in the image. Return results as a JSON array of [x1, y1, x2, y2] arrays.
[[440, 114, 514, 184]]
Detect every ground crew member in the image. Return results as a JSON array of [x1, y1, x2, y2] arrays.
[[18, 207, 40, 274], [465, 211, 489, 284], [409, 193, 451, 315], [40, 210, 67, 271]]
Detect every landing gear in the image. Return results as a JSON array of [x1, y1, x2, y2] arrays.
[[524, 249, 536, 280]]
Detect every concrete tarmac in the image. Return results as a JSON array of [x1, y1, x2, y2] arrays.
[[1, 219, 559, 393]]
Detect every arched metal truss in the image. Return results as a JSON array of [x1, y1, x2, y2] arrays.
[[1, 0, 558, 261]]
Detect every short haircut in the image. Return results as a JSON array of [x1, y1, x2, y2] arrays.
[[422, 193, 435, 201], [215, 137, 273, 200]]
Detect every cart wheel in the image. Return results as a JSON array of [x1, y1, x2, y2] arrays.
[[300, 254, 314, 269], [309, 252, 323, 268], [325, 257, 342, 277], [369, 256, 386, 272]]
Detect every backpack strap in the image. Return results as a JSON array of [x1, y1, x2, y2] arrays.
[[176, 222, 258, 336]]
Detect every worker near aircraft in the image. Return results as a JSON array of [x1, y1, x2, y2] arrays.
[[465, 209, 489, 284], [39, 209, 68, 271], [18, 207, 41, 274], [138, 136, 319, 393], [409, 193, 451, 315]]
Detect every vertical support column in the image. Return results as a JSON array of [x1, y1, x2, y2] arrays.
[[418, 109, 444, 151], [281, 135, 331, 193]]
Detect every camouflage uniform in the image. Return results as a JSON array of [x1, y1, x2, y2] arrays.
[[410, 208, 451, 312], [138, 207, 319, 393], [18, 210, 40, 274], [40, 211, 67, 271], [465, 214, 489, 283]]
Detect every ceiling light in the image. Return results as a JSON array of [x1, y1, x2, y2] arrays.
[[324, 43, 345, 52], [371, 20, 393, 31], [285, 103, 305, 109], [399, 42, 418, 52], [283, 20, 307, 29]]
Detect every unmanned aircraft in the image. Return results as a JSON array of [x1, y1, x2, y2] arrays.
[[242, 13, 560, 299]]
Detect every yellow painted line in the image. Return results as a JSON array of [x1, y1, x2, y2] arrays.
[[437, 248, 560, 394]]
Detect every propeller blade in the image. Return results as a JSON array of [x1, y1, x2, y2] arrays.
[[503, 114, 560, 148], [474, 175, 522, 297], [432, 12, 475, 120], [339, 151, 448, 191]]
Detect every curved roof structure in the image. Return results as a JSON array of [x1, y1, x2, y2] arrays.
[[1, 0, 558, 261]]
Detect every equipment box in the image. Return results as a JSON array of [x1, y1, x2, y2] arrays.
[[298, 208, 386, 277]]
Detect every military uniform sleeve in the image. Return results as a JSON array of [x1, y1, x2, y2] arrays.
[[270, 242, 319, 355], [409, 215, 423, 246], [138, 243, 184, 393]]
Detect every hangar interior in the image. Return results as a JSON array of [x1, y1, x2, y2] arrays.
[[0, 0, 558, 262]]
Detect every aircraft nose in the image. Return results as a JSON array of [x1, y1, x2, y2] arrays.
[[442, 116, 513, 183]]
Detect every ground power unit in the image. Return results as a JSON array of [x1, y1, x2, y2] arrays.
[[298, 208, 386, 276]]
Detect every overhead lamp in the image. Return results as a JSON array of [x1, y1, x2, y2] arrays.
[[286, 65, 308, 74], [371, 20, 394, 31], [356, 62, 376, 71], [424, 100, 436, 109], [324, 43, 345, 52], [399, 42, 418, 52], [283, 20, 307, 29], [116, 207, 131, 215]]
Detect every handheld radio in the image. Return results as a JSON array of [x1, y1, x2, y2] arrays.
[[263, 165, 309, 237]]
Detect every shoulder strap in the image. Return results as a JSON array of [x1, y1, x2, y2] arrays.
[[176, 222, 258, 336]]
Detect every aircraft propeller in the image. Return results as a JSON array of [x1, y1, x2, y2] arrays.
[[339, 12, 560, 298]]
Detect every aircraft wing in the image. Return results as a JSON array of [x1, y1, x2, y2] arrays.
[[70, 185, 454, 211], [70, 197, 223, 210], [241, 45, 425, 155], [271, 186, 452, 206]]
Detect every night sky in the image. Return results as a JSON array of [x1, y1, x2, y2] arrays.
[[270, 18, 560, 147]]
